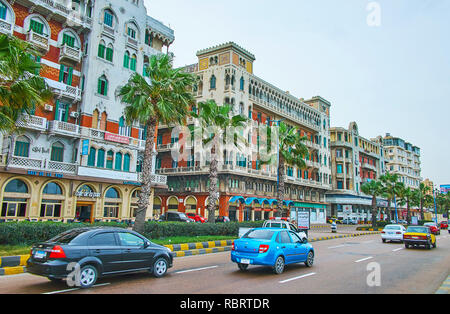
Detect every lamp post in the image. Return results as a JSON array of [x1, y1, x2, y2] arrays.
[[433, 188, 439, 224]]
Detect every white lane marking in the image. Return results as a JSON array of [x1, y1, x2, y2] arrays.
[[175, 265, 219, 274], [354, 256, 373, 263], [42, 282, 110, 294], [328, 244, 346, 249], [279, 272, 316, 284], [392, 248, 404, 252]]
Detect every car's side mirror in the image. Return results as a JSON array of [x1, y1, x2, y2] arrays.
[[144, 241, 151, 248]]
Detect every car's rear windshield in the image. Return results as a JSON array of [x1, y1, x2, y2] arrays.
[[385, 225, 401, 230], [48, 229, 88, 244], [406, 226, 428, 233], [243, 229, 275, 240]]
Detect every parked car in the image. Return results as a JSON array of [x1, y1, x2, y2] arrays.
[[423, 222, 440, 235], [159, 211, 195, 223], [403, 226, 436, 249], [27, 227, 174, 288], [381, 224, 406, 243], [398, 220, 408, 225], [186, 213, 206, 223], [439, 221, 448, 230], [342, 218, 358, 225], [215, 216, 230, 223], [262, 218, 307, 241], [231, 228, 314, 274]]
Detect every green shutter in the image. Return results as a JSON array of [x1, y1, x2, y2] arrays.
[[67, 67, 73, 85], [63, 104, 69, 122], [54, 100, 60, 121], [58, 64, 64, 82]]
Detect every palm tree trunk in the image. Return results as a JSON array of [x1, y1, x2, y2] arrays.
[[420, 199, 425, 221], [207, 153, 219, 223], [276, 157, 286, 217], [133, 118, 157, 234], [406, 199, 411, 224], [371, 196, 377, 228]]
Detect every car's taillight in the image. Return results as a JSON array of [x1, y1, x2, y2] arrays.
[[404, 235, 410, 239], [49, 245, 66, 259], [232, 242, 235, 251], [259, 244, 270, 254], [381, 231, 385, 234], [396, 232, 402, 234]]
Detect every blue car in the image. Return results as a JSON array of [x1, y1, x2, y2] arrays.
[[231, 228, 314, 274]]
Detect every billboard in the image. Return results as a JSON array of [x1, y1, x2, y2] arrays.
[[440, 185, 450, 195]]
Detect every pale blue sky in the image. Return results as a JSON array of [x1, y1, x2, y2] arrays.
[[144, 0, 450, 187]]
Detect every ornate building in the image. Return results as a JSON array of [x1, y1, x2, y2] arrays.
[[0, 0, 171, 222], [154, 42, 332, 223]]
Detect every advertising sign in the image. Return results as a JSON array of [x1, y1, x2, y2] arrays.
[[297, 211, 311, 230], [105, 133, 130, 144], [411, 216, 419, 226], [81, 139, 90, 155], [343, 205, 352, 214], [440, 185, 450, 195]]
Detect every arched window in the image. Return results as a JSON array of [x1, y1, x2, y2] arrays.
[[123, 51, 130, 68], [103, 9, 114, 28], [97, 75, 108, 96], [4, 179, 28, 193], [14, 136, 30, 157], [105, 187, 120, 199], [106, 44, 113, 62], [62, 31, 77, 48], [29, 16, 48, 36], [114, 152, 122, 171], [240, 77, 244, 91], [88, 147, 96, 166], [43, 182, 63, 195], [106, 150, 114, 169], [50, 142, 64, 162], [97, 148, 105, 168], [104, 187, 120, 218], [130, 54, 137, 71], [2, 179, 29, 218], [0, 2, 8, 20], [123, 153, 131, 172], [210, 75, 216, 89]]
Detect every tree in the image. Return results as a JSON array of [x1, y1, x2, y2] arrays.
[[379, 172, 403, 222], [117, 53, 196, 233], [191, 99, 248, 223], [413, 182, 433, 221], [396, 183, 416, 224], [0, 34, 51, 132], [361, 179, 384, 228], [263, 121, 308, 217]]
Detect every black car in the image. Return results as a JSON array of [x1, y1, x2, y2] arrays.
[[27, 227, 173, 289], [159, 211, 194, 223]]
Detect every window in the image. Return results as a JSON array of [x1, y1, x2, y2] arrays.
[[337, 164, 343, 174], [104, 202, 119, 218], [97, 149, 105, 168], [240, 76, 244, 91], [43, 182, 62, 195], [0, 2, 7, 20], [123, 154, 131, 172], [118, 232, 144, 247], [14, 137, 30, 157], [279, 231, 292, 243], [97, 76, 108, 96], [58, 64, 73, 85], [50, 142, 64, 162], [105, 45, 113, 62], [88, 233, 117, 246], [104, 10, 113, 27], [1, 198, 27, 217], [123, 51, 130, 68], [127, 27, 136, 39], [114, 152, 122, 170], [105, 188, 120, 199], [5, 179, 28, 193], [337, 181, 343, 189], [40, 200, 61, 218], [106, 150, 114, 169], [210, 75, 216, 89], [62, 33, 75, 48], [30, 19, 45, 35], [130, 54, 137, 71], [97, 40, 105, 58], [88, 147, 96, 167]]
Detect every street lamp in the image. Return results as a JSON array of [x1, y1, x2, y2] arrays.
[[433, 188, 439, 224]]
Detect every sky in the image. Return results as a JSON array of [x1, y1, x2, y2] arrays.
[[144, 0, 450, 187]]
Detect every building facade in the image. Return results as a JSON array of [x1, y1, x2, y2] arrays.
[[326, 122, 388, 222], [0, 0, 171, 222], [154, 42, 332, 223]]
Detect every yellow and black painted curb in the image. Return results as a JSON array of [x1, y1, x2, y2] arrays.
[[435, 276, 450, 294], [0, 232, 380, 275]]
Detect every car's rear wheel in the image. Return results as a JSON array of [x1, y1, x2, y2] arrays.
[[152, 257, 168, 278], [237, 263, 249, 271], [273, 256, 285, 275], [305, 251, 314, 267], [382, 239, 386, 243], [78, 265, 98, 289], [405, 244, 410, 249]]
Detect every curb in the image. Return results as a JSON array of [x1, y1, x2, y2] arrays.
[[435, 276, 450, 294], [0, 232, 380, 276]]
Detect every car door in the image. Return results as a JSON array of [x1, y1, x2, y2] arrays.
[[117, 232, 155, 271], [289, 231, 308, 262], [278, 231, 297, 264], [88, 232, 123, 274]]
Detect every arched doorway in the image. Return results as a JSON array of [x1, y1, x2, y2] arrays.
[[184, 196, 197, 214]]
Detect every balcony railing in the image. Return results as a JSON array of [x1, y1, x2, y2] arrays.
[[45, 78, 82, 101], [0, 19, 13, 36], [59, 44, 82, 65], [48, 120, 80, 137], [16, 115, 47, 132], [27, 30, 49, 53], [7, 156, 77, 175]]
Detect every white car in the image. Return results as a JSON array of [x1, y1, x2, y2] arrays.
[[381, 224, 406, 243]]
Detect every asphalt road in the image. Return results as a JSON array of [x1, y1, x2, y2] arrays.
[[0, 231, 449, 294]]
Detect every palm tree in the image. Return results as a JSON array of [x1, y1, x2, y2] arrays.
[[380, 172, 402, 222], [263, 121, 308, 217], [361, 179, 384, 228], [396, 183, 416, 224], [413, 182, 433, 221], [117, 54, 196, 233], [0, 34, 51, 132], [190, 99, 248, 223]]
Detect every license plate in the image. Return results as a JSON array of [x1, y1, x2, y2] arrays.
[[34, 250, 46, 259], [388, 232, 394, 235], [412, 236, 419, 239], [240, 259, 251, 265]]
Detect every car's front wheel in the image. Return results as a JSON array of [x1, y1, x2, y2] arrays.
[[152, 257, 168, 278], [273, 256, 285, 275], [78, 265, 98, 289], [305, 251, 314, 267]]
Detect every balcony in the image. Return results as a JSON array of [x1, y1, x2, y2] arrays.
[[0, 19, 13, 36], [45, 79, 82, 102], [7, 156, 77, 175], [59, 44, 82, 65], [126, 36, 139, 50], [27, 30, 49, 53], [16, 115, 47, 132], [48, 120, 80, 137], [138, 173, 168, 186], [79, 127, 146, 151]]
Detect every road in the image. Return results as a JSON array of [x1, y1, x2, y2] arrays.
[[0, 231, 449, 294]]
